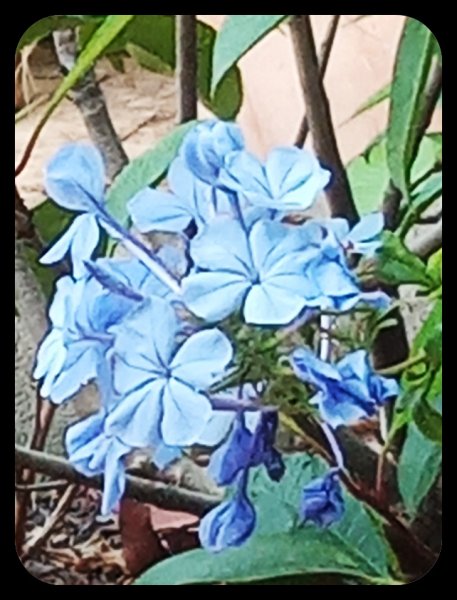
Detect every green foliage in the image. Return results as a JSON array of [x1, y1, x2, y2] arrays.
[[346, 135, 441, 215], [386, 18, 437, 199], [375, 231, 433, 287], [135, 454, 398, 585], [105, 121, 196, 227], [397, 171, 442, 239], [211, 15, 288, 95], [80, 16, 243, 119], [398, 422, 441, 518], [16, 15, 102, 51], [27, 15, 133, 144], [348, 83, 391, 121]]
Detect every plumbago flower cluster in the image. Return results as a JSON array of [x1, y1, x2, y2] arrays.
[[34, 120, 399, 552]]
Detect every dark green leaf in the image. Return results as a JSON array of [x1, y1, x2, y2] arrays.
[[412, 396, 442, 443], [135, 454, 394, 585], [397, 172, 442, 239], [398, 422, 441, 517], [347, 136, 440, 215], [211, 15, 288, 95], [375, 231, 432, 287], [386, 18, 436, 198], [348, 83, 391, 121], [106, 121, 196, 225], [81, 16, 243, 119], [17, 15, 101, 51]]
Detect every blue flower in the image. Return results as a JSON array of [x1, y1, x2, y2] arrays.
[[40, 213, 100, 279], [34, 258, 169, 404], [183, 218, 321, 325], [105, 297, 233, 447], [128, 156, 227, 234], [290, 348, 399, 428], [199, 470, 256, 552], [209, 410, 284, 486], [219, 146, 330, 212], [179, 120, 244, 185], [299, 223, 389, 312], [65, 410, 132, 515], [301, 469, 345, 528], [317, 212, 384, 258]]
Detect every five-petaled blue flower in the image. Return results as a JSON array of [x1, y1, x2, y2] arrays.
[[183, 217, 321, 325], [290, 347, 399, 428], [105, 297, 233, 447], [301, 469, 345, 528], [219, 146, 331, 212]]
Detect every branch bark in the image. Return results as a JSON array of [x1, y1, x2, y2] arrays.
[[289, 15, 358, 223], [15, 445, 221, 518], [176, 15, 198, 123], [409, 221, 442, 259], [295, 16, 340, 147], [52, 29, 128, 181]]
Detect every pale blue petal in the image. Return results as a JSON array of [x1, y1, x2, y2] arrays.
[[170, 329, 233, 389], [220, 150, 269, 195], [128, 187, 192, 233], [47, 276, 76, 327], [49, 344, 98, 404], [243, 282, 305, 325], [313, 261, 358, 297], [359, 291, 391, 310], [106, 379, 165, 447], [70, 214, 100, 278], [183, 271, 250, 322], [161, 379, 212, 446], [33, 329, 64, 379], [101, 439, 128, 515], [44, 144, 105, 212], [348, 213, 384, 244], [65, 411, 105, 459], [197, 411, 236, 447], [190, 218, 254, 276]]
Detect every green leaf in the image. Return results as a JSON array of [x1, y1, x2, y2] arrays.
[[31, 15, 133, 138], [347, 135, 440, 215], [32, 200, 73, 244], [397, 171, 442, 239], [211, 15, 288, 95], [136, 454, 394, 585], [16, 15, 101, 51], [386, 18, 436, 198], [375, 231, 433, 287], [106, 121, 196, 225], [412, 396, 442, 444], [426, 248, 442, 288], [81, 16, 243, 119], [398, 422, 441, 517], [348, 83, 391, 121]]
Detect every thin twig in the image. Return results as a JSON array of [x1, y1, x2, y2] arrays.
[[176, 15, 198, 123], [289, 15, 358, 223], [15, 395, 56, 553], [22, 484, 78, 556], [15, 479, 69, 492], [53, 29, 128, 180], [15, 445, 221, 517], [295, 15, 340, 147]]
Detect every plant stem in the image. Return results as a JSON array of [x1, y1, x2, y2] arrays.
[[176, 15, 198, 123], [289, 15, 358, 223]]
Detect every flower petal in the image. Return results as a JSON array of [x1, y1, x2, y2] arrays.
[[243, 282, 305, 325], [183, 271, 250, 322], [128, 187, 192, 233], [170, 329, 233, 389], [44, 144, 105, 212], [161, 379, 212, 446]]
